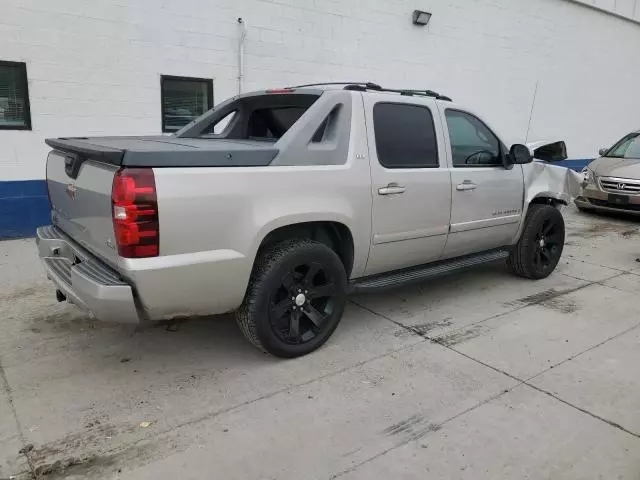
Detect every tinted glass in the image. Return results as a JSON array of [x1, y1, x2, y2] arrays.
[[445, 110, 501, 167], [0, 62, 30, 129], [162, 76, 213, 132], [247, 106, 309, 140], [606, 133, 640, 159], [373, 103, 439, 168], [194, 94, 319, 139]]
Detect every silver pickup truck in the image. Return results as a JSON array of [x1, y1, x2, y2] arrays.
[[36, 82, 573, 358]]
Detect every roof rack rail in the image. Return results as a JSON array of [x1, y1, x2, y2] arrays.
[[405, 89, 452, 101], [288, 82, 382, 90], [343, 84, 452, 101], [286, 81, 452, 101], [366, 87, 452, 101]]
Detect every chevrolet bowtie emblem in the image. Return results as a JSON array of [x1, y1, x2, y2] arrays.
[[65, 183, 77, 200]]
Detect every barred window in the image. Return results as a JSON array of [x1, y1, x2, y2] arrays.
[[0, 61, 31, 130], [161, 75, 213, 133]]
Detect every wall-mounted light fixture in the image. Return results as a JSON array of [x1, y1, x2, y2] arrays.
[[412, 10, 432, 26]]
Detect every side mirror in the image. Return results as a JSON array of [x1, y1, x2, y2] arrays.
[[598, 147, 608, 157], [533, 141, 567, 162], [509, 144, 533, 164]]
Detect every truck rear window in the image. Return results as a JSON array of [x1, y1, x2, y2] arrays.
[[184, 93, 320, 141], [246, 106, 309, 140]]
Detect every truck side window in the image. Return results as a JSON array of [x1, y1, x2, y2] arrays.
[[445, 110, 501, 167], [373, 103, 439, 168]]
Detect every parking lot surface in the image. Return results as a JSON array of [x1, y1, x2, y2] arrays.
[[2, 206, 640, 479]]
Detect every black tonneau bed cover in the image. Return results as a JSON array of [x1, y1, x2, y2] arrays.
[[45, 136, 279, 169]]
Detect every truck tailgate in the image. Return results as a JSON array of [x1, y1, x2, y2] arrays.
[[44, 134, 280, 266], [46, 150, 120, 266]]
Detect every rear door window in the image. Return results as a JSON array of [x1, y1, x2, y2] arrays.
[[373, 103, 439, 168]]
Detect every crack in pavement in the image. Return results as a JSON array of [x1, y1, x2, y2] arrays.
[[160, 338, 428, 434], [557, 269, 623, 284], [522, 321, 640, 386], [351, 297, 534, 342], [329, 382, 522, 479], [32, 270, 635, 478], [6, 231, 639, 478], [445, 330, 640, 441], [350, 274, 604, 346], [564, 256, 639, 275], [16, 336, 429, 476], [0, 355, 36, 479], [337, 271, 640, 477], [525, 382, 640, 439], [564, 257, 629, 272]]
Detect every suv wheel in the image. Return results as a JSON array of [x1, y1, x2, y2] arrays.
[[236, 239, 347, 358], [507, 204, 565, 279]]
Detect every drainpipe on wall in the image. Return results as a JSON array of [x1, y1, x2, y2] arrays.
[[238, 17, 247, 95]]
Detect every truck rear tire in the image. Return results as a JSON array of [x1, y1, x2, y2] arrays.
[[507, 204, 565, 280], [236, 239, 347, 358]]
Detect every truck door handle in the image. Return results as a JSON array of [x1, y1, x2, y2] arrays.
[[378, 184, 406, 195], [456, 181, 477, 191]]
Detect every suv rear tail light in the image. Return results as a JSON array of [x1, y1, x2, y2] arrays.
[[112, 168, 159, 258]]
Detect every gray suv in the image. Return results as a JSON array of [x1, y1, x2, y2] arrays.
[[36, 82, 570, 358]]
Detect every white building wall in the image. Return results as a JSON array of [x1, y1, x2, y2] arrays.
[[1, 0, 640, 184], [568, 0, 640, 21]]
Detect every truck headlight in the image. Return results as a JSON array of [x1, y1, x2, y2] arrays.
[[581, 167, 595, 185]]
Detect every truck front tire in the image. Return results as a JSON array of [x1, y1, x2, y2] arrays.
[[507, 204, 565, 280], [236, 239, 347, 358]]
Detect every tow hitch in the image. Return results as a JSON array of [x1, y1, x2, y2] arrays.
[[56, 289, 66, 302]]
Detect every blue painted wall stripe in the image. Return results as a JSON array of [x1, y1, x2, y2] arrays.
[[550, 158, 591, 171], [0, 180, 50, 239], [0, 159, 592, 239]]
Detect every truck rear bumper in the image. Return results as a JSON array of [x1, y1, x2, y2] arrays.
[[36, 225, 140, 324]]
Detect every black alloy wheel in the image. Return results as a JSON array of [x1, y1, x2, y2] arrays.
[[236, 239, 347, 358], [532, 217, 564, 274], [269, 262, 339, 345], [507, 204, 565, 280]]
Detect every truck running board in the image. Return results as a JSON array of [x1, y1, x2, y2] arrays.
[[350, 249, 511, 293]]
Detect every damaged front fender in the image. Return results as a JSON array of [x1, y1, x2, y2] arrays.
[[523, 138, 581, 203], [512, 161, 583, 242], [524, 161, 583, 206]]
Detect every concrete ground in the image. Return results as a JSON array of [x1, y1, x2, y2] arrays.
[[2, 206, 640, 480]]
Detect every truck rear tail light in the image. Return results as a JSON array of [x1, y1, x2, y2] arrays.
[[112, 168, 159, 258]]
